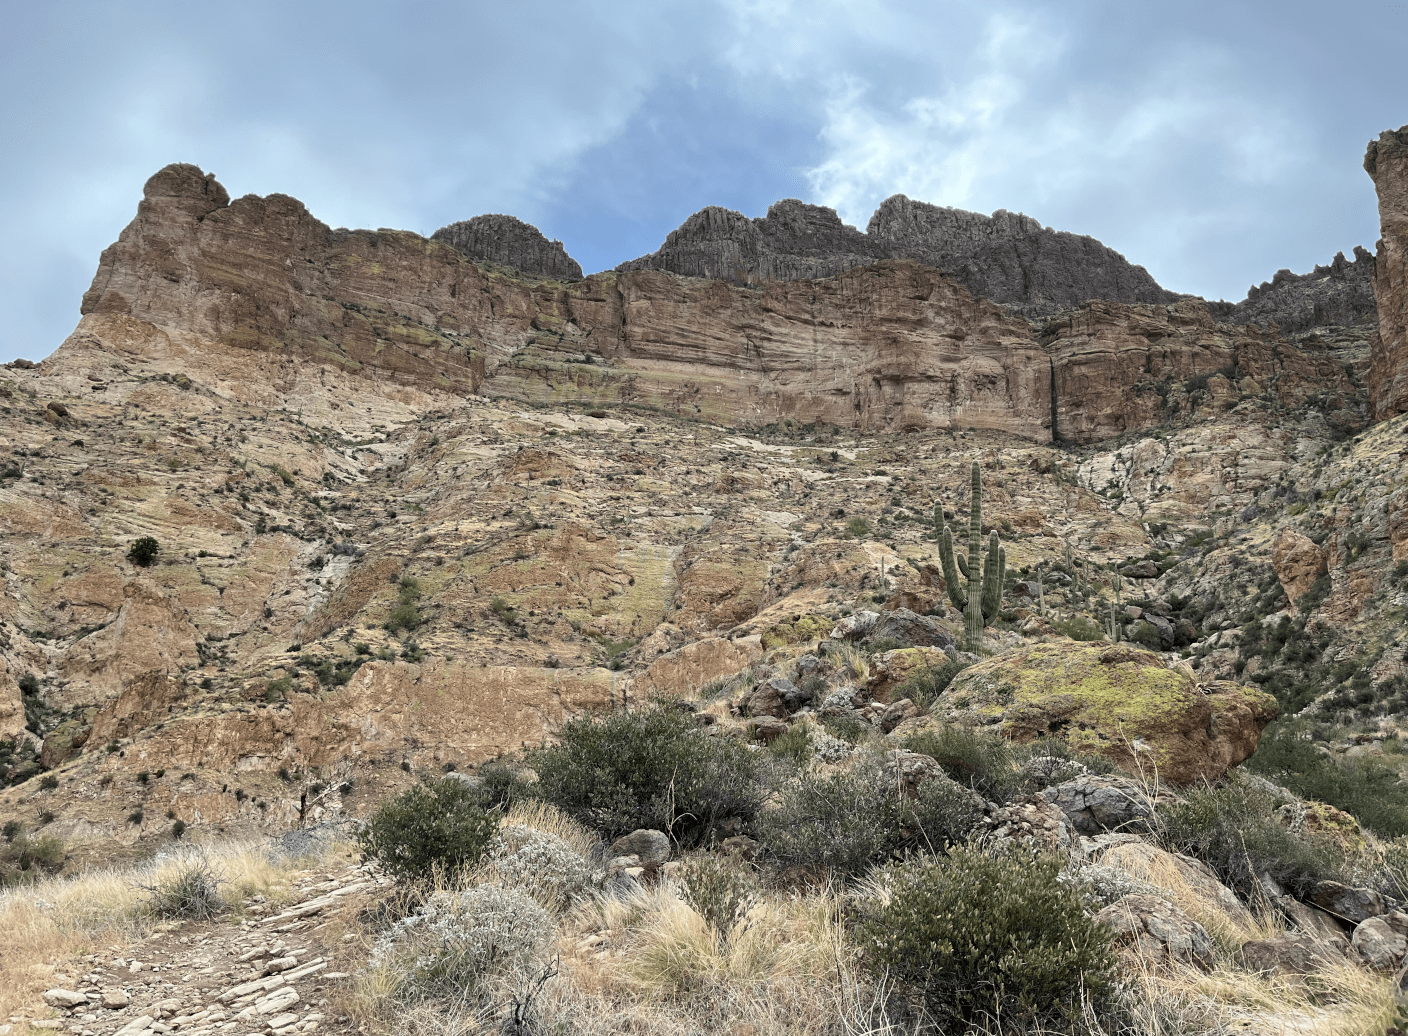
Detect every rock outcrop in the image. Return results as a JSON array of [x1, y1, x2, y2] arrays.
[[936, 642, 1278, 784], [1208, 247, 1378, 334], [431, 214, 583, 281], [618, 193, 1177, 316], [1365, 123, 1408, 419]]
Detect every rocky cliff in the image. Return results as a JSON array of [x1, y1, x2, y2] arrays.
[[1365, 123, 1408, 420], [1208, 247, 1378, 334], [431, 213, 583, 281], [618, 193, 1178, 315]]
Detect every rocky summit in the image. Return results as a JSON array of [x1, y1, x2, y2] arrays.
[[3, 122, 1408, 1036]]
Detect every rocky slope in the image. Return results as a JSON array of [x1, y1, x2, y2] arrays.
[[431, 213, 583, 281], [1365, 122, 1408, 420], [0, 126, 1406, 864], [617, 194, 1178, 316]]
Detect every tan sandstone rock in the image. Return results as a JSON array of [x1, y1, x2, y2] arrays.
[[1271, 527, 1328, 606]]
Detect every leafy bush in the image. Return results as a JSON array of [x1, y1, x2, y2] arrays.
[[371, 886, 551, 1002], [903, 724, 1025, 802], [127, 536, 160, 567], [679, 854, 755, 943], [765, 724, 812, 765], [860, 848, 1114, 1027], [140, 853, 226, 919], [1052, 615, 1107, 642], [908, 773, 987, 851], [0, 829, 65, 886], [892, 658, 970, 711], [757, 756, 908, 877], [385, 603, 422, 633], [1246, 721, 1408, 837], [1159, 777, 1343, 899], [487, 824, 591, 910], [533, 707, 769, 844], [845, 517, 871, 539], [356, 778, 501, 883]]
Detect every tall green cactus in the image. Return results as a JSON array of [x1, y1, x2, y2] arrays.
[[934, 462, 1006, 653]]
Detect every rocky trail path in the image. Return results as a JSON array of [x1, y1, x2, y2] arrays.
[[15, 866, 383, 1036]]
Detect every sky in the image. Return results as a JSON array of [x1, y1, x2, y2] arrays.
[[3, 0, 1407, 362]]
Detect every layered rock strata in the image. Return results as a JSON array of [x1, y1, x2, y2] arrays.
[[431, 213, 583, 281], [1365, 123, 1408, 419], [618, 194, 1177, 316]]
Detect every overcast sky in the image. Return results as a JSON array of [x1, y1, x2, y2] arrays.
[[3, 0, 1407, 362]]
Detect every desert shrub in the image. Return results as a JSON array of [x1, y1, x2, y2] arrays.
[[908, 774, 987, 851], [1052, 615, 1107, 642], [486, 824, 590, 910], [893, 658, 971, 711], [845, 517, 871, 539], [1061, 862, 1158, 909], [385, 602, 422, 633], [38, 774, 58, 791], [679, 853, 755, 942], [474, 760, 535, 811], [758, 756, 909, 877], [1246, 720, 1408, 837], [0, 829, 65, 886], [860, 848, 1114, 1027], [533, 707, 770, 844], [126, 536, 160, 567], [356, 778, 500, 884], [821, 714, 869, 745], [371, 886, 551, 1003], [139, 852, 226, 919], [903, 724, 1026, 802], [765, 724, 812, 765], [1159, 777, 1343, 899]]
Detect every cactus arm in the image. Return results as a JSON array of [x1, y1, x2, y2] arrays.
[[981, 533, 1003, 621], [937, 510, 968, 609], [955, 552, 969, 580]]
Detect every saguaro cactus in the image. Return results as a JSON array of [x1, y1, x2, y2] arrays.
[[934, 462, 1006, 653]]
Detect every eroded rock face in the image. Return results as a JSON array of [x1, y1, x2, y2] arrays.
[[1271, 528, 1328, 606], [431, 214, 582, 281], [937, 642, 1278, 784], [1208, 248, 1378, 334], [1365, 124, 1408, 419], [618, 193, 1177, 316]]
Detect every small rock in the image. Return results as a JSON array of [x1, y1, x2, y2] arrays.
[[1352, 916, 1408, 970], [1239, 933, 1343, 976], [1040, 774, 1160, 836], [980, 795, 1077, 861], [749, 717, 789, 743], [1310, 880, 1386, 924], [1095, 894, 1214, 970], [262, 957, 298, 976], [609, 829, 670, 866], [266, 1012, 299, 1029], [42, 991, 88, 1009], [878, 698, 920, 733], [101, 991, 130, 1009]]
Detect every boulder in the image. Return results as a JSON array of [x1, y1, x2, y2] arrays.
[[749, 717, 789, 743], [1309, 880, 1387, 924], [42, 990, 88, 1009], [1040, 774, 1159, 835], [936, 642, 1278, 784], [1353, 916, 1408, 970], [740, 681, 786, 719], [1098, 841, 1255, 934], [866, 608, 955, 650], [1095, 894, 1214, 970], [879, 750, 948, 799], [1280, 897, 1353, 947], [1124, 560, 1160, 579], [1238, 933, 1344, 976], [1270, 528, 1329, 606], [878, 698, 920, 733], [609, 829, 670, 867], [830, 611, 880, 641]]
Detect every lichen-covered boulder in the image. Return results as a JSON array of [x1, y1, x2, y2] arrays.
[[1095, 893, 1215, 970], [935, 642, 1278, 784]]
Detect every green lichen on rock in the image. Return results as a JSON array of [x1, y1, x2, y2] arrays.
[[937, 642, 1277, 785], [760, 613, 833, 650]]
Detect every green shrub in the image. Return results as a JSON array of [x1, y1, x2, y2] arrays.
[[1159, 777, 1343, 899], [126, 536, 160, 567], [821, 714, 869, 745], [765, 724, 812, 765], [757, 756, 909, 876], [860, 848, 1114, 1027], [533, 707, 769, 844], [1246, 721, 1408, 837], [385, 602, 422, 633], [903, 724, 1025, 802], [0, 830, 65, 886], [893, 658, 971, 711], [356, 778, 500, 883], [1052, 615, 1108, 642], [845, 517, 871, 539], [680, 854, 754, 942]]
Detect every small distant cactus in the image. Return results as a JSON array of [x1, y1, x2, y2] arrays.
[[935, 462, 1005, 653]]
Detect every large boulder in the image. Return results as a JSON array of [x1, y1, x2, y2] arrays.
[[1095, 894, 1215, 970], [1352, 916, 1407, 970], [1309, 881, 1387, 924], [935, 642, 1278, 784], [1238, 933, 1344, 976], [866, 608, 955, 650]]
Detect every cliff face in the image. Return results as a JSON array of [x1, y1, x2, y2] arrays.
[[1207, 247, 1378, 334], [1365, 124, 1408, 419], [431, 213, 583, 281], [618, 193, 1178, 315]]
